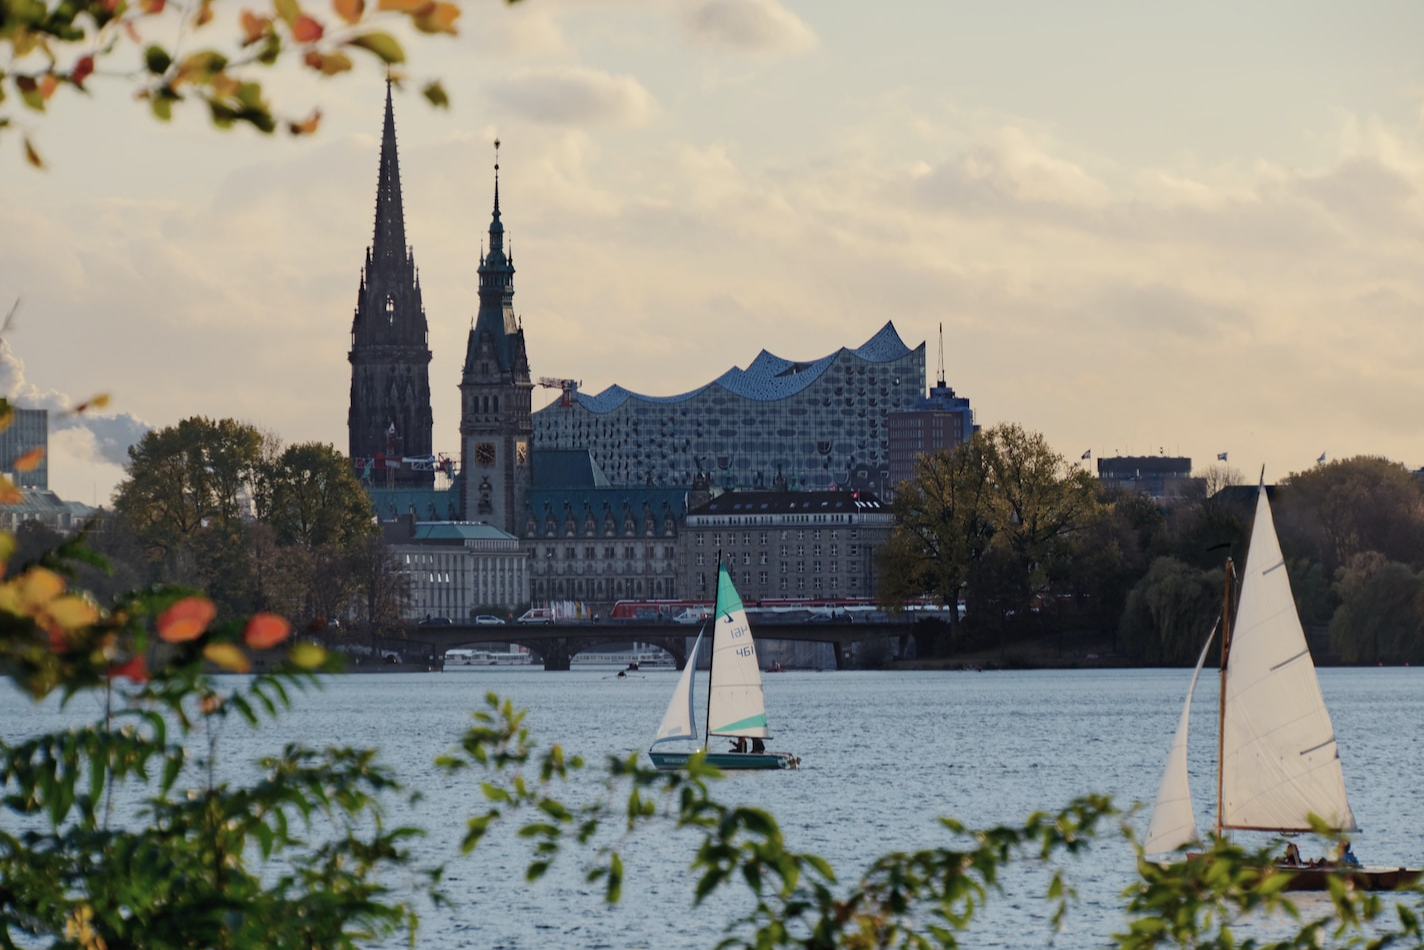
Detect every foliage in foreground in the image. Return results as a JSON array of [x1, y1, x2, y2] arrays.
[[2, 522, 1422, 949]]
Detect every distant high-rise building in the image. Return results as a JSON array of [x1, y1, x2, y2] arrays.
[[347, 81, 435, 489], [885, 322, 977, 491], [1097, 456, 1196, 503], [0, 407, 47, 490], [459, 142, 533, 534]]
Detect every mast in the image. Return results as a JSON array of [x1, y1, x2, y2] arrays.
[[703, 550, 721, 751], [936, 322, 946, 388], [1215, 557, 1235, 837]]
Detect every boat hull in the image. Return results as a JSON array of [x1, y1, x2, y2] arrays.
[[648, 750, 799, 771], [1281, 865, 1421, 892]]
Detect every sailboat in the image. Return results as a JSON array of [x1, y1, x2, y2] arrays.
[[1146, 485, 1419, 890], [647, 560, 800, 771]]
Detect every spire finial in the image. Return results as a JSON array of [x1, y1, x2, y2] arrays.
[[493, 138, 501, 218]]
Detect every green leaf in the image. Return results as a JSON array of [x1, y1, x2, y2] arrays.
[[346, 31, 405, 64], [422, 81, 448, 109], [144, 45, 172, 75], [604, 852, 623, 903]]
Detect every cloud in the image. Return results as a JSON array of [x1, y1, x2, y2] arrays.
[[0, 336, 150, 468], [486, 67, 659, 127], [910, 127, 1112, 214], [682, 0, 818, 57]]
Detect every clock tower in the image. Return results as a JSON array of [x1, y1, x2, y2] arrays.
[[459, 142, 532, 532]]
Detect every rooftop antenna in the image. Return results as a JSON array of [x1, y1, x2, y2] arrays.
[[936, 322, 946, 388]]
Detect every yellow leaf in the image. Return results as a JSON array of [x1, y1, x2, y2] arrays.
[[272, 0, 300, 26], [0, 531, 16, 568], [288, 109, 321, 135], [0, 477, 20, 504], [332, 0, 362, 25], [289, 642, 327, 669], [12, 447, 43, 472], [46, 595, 99, 630], [195, 0, 214, 25], [204, 642, 252, 674], [316, 51, 351, 75], [422, 80, 448, 109], [345, 31, 404, 64], [17, 568, 64, 607], [0, 406, 11, 433], [377, 0, 430, 12]]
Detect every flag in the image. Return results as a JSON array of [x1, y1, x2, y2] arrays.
[[1217, 452, 1228, 461], [1317, 452, 1327, 464], [1081, 450, 1091, 460]]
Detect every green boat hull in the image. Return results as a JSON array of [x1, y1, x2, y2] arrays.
[[648, 749, 799, 771]]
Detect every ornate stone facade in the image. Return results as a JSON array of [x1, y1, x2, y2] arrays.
[[347, 83, 434, 489]]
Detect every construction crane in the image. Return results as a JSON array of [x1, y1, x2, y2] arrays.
[[537, 377, 582, 408]]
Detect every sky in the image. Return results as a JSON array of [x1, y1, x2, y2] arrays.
[[4, 0, 1424, 505]]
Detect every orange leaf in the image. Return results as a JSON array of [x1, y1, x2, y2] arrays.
[[157, 596, 216, 643], [377, 0, 431, 12], [195, 0, 214, 25], [291, 13, 324, 42], [40, 75, 58, 100], [243, 612, 291, 649], [23, 138, 44, 170], [140, 0, 165, 12], [108, 655, 149, 682], [332, 0, 362, 25], [48, 627, 72, 654], [413, 0, 458, 34], [200, 691, 222, 714], [240, 10, 271, 45], [204, 642, 251, 674], [12, 447, 44, 472], [71, 55, 94, 87], [288, 109, 321, 134], [18, 568, 64, 606]]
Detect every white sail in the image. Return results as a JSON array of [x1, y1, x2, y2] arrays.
[[650, 629, 705, 747], [1145, 627, 1215, 855], [707, 565, 770, 738], [1221, 487, 1356, 832]]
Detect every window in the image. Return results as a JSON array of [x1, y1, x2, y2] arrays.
[[584, 546, 595, 559], [779, 578, 788, 592], [796, 545, 805, 557], [565, 546, 575, 559], [759, 571, 768, 585], [797, 561, 806, 575], [759, 552, 768, 565], [758, 532, 768, 545], [829, 544, 838, 557], [743, 533, 751, 546], [624, 546, 635, 559], [696, 553, 705, 566], [812, 545, 821, 557]]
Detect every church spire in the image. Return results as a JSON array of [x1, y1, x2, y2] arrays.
[[466, 138, 522, 375], [370, 79, 408, 267], [348, 83, 434, 488]]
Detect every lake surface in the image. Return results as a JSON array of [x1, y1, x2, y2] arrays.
[[5, 666, 1423, 948]]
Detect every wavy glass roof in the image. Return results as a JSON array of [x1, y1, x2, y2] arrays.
[[573, 321, 912, 414]]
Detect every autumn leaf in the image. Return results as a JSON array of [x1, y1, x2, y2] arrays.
[[289, 641, 327, 669], [16, 78, 45, 113], [377, 0, 431, 12], [157, 596, 216, 642], [346, 31, 404, 64], [17, 568, 65, 606], [195, 0, 214, 26], [108, 655, 149, 683], [291, 13, 324, 42], [243, 612, 291, 648], [46, 594, 99, 630], [12, 447, 44, 472], [70, 56, 95, 88], [273, 0, 300, 26], [305, 50, 352, 75], [204, 642, 251, 674], [332, 0, 363, 25], [199, 691, 222, 714], [413, 1, 458, 34], [40, 75, 58, 100], [0, 476, 22, 503], [139, 0, 165, 13], [240, 10, 271, 45]]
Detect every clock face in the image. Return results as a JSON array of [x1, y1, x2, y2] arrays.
[[475, 442, 496, 466]]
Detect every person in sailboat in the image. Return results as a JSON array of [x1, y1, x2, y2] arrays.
[[1282, 842, 1303, 867], [730, 737, 748, 753], [751, 738, 765, 753], [1342, 842, 1361, 867]]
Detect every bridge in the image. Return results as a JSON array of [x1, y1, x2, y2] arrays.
[[410, 618, 934, 671]]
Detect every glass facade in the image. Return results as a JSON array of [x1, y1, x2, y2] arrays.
[[532, 322, 926, 496], [0, 408, 48, 490]]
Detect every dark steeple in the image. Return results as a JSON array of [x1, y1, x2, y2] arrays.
[[348, 81, 435, 488], [459, 140, 532, 531], [464, 138, 526, 377]]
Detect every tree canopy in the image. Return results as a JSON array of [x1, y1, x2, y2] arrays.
[[3, 0, 522, 166]]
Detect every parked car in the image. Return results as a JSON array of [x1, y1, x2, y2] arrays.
[[517, 608, 554, 624], [418, 617, 454, 626], [474, 615, 506, 625]]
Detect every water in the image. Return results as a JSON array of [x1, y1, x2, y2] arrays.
[[5, 667, 1423, 948]]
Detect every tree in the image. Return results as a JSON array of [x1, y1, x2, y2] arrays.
[[1275, 456, 1424, 579], [1119, 556, 1224, 664], [255, 441, 375, 550], [1329, 553, 1424, 664], [3, 0, 524, 166], [877, 424, 1104, 654]]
